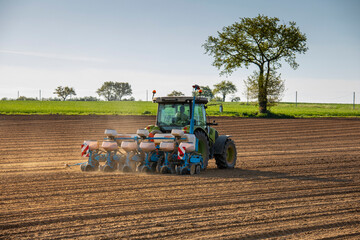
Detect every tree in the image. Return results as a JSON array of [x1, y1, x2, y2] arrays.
[[113, 82, 132, 101], [203, 14, 308, 113], [122, 97, 135, 101], [96, 81, 132, 101], [244, 70, 285, 107], [200, 85, 214, 100], [97, 82, 114, 101], [231, 96, 241, 102], [167, 90, 185, 96], [192, 86, 214, 100], [213, 80, 237, 102], [53, 86, 76, 101]]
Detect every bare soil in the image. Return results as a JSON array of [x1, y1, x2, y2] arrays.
[[1, 115, 360, 239]]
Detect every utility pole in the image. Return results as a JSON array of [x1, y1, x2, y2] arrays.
[[146, 90, 148, 102], [246, 89, 249, 105], [17, 91, 19, 99], [295, 91, 298, 107], [39, 90, 42, 101], [353, 92, 356, 110]]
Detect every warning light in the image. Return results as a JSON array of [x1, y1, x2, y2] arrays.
[[192, 84, 200, 90]]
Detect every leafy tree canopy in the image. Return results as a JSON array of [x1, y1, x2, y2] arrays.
[[200, 85, 214, 100], [203, 14, 307, 112], [231, 96, 241, 102], [53, 86, 76, 101], [213, 80, 237, 102], [97, 81, 132, 101]]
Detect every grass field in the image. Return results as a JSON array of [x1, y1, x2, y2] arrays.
[[0, 101, 156, 115], [0, 100, 359, 118]]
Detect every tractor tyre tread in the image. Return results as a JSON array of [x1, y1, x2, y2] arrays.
[[194, 130, 210, 169], [215, 139, 237, 169]]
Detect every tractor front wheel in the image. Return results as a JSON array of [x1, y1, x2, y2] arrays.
[[215, 139, 237, 169], [194, 130, 210, 169]]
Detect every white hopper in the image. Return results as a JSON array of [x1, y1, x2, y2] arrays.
[[121, 141, 138, 152], [104, 129, 118, 137], [137, 129, 150, 138], [159, 142, 175, 152], [139, 142, 156, 152], [102, 141, 118, 151], [84, 140, 99, 150], [179, 134, 196, 152]]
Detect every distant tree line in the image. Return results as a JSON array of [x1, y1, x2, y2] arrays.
[[51, 82, 134, 101], [0, 81, 134, 101], [3, 75, 283, 105], [9, 80, 241, 102]]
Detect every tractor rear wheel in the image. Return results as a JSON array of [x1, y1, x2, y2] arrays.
[[195, 164, 201, 174], [194, 130, 210, 169], [150, 162, 157, 172], [102, 165, 114, 172], [160, 165, 169, 174], [215, 139, 237, 169], [140, 166, 151, 173]]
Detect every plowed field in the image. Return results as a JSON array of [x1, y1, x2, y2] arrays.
[[1, 115, 360, 239]]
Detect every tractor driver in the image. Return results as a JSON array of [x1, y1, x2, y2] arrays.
[[175, 105, 189, 125]]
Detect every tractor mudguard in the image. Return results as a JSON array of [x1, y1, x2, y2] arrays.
[[213, 135, 231, 155]]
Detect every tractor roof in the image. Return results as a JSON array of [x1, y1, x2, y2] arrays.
[[153, 96, 208, 104]]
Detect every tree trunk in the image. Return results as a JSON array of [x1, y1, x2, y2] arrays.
[[259, 99, 267, 113], [258, 70, 267, 113], [222, 93, 226, 102]]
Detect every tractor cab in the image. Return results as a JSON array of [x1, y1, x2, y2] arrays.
[[153, 96, 208, 133]]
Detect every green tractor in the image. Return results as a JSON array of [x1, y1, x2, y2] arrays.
[[146, 85, 237, 169]]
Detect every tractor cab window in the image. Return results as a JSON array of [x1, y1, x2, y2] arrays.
[[194, 104, 206, 126], [157, 104, 190, 130]]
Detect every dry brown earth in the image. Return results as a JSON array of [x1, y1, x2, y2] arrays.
[[0, 115, 360, 239]]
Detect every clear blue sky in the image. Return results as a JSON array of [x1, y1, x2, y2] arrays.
[[0, 0, 359, 103]]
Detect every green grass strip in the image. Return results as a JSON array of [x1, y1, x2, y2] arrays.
[[0, 101, 359, 118]]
